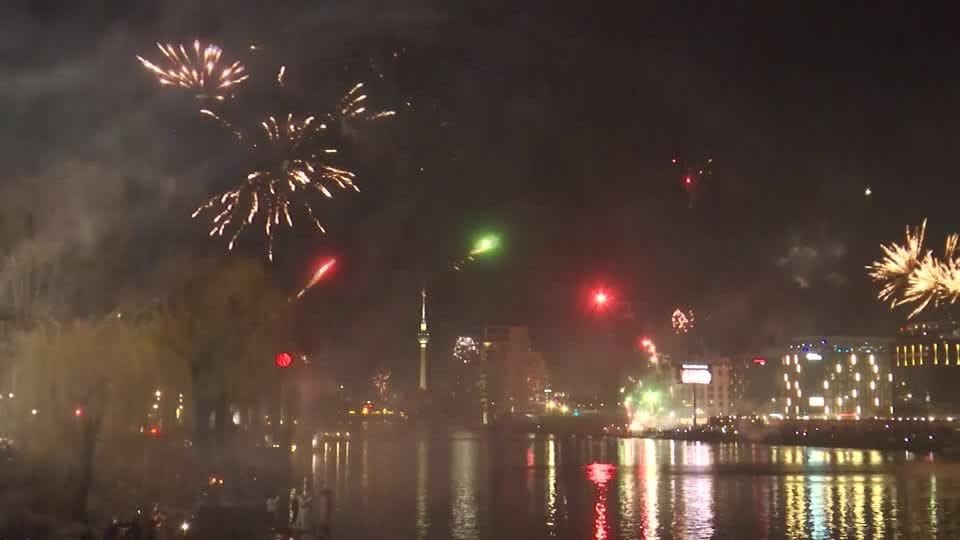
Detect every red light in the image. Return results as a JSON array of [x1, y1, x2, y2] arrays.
[[587, 463, 615, 485], [671, 158, 677, 164], [752, 357, 767, 366], [594, 291, 609, 305], [149, 426, 160, 437], [275, 352, 293, 368], [74, 408, 83, 417], [684, 176, 693, 185]]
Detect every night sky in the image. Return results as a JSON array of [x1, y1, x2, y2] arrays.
[[3, 1, 960, 391]]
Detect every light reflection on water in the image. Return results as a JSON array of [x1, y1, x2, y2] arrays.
[[301, 434, 960, 539]]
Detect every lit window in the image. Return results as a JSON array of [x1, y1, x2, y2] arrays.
[[796, 388, 802, 398], [823, 380, 829, 390], [888, 373, 893, 382], [856, 405, 862, 415], [852, 389, 858, 398], [855, 373, 861, 382], [836, 397, 843, 405], [850, 354, 857, 365], [874, 398, 880, 407], [873, 365, 879, 374], [870, 381, 876, 390], [784, 373, 789, 382], [787, 397, 792, 406], [786, 381, 791, 390], [869, 354, 875, 366], [796, 364, 801, 374], [836, 364, 842, 374]]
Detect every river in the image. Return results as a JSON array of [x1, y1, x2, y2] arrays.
[[292, 431, 960, 539]]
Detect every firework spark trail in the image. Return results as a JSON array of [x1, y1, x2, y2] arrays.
[[869, 220, 928, 308], [372, 368, 392, 398], [140, 50, 395, 260], [293, 257, 337, 300], [898, 234, 960, 318], [671, 309, 695, 334], [639, 337, 659, 364], [137, 40, 249, 99], [339, 83, 396, 120], [869, 220, 960, 318], [192, 113, 357, 260]]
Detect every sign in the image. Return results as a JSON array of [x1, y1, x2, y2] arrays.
[[805, 352, 823, 361], [275, 352, 293, 369], [680, 364, 712, 385], [808, 396, 825, 407]]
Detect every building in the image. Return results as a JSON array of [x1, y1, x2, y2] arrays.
[[893, 320, 960, 416], [729, 356, 779, 416], [483, 326, 548, 418], [779, 337, 894, 419], [688, 359, 733, 419]]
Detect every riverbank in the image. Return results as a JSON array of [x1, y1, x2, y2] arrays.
[[642, 417, 960, 452]]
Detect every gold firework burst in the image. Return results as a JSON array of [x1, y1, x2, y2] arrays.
[[192, 113, 356, 260], [868, 220, 927, 308], [137, 40, 249, 100]]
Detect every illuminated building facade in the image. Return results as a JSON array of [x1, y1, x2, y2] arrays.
[[779, 337, 893, 419], [690, 359, 733, 418], [483, 326, 548, 417], [893, 320, 960, 416]]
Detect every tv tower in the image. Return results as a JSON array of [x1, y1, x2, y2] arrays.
[[417, 287, 430, 391]]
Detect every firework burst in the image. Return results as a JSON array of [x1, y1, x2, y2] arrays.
[[192, 113, 356, 260], [672, 156, 713, 208], [869, 220, 928, 309], [372, 368, 391, 399], [137, 40, 249, 100], [453, 336, 480, 364], [899, 234, 960, 318], [869, 220, 960, 318], [671, 308, 695, 334], [140, 44, 396, 261]]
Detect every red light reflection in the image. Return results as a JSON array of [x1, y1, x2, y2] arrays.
[[586, 463, 614, 539], [587, 463, 614, 485]]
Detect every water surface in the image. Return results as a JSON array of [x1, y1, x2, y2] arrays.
[[299, 432, 960, 539]]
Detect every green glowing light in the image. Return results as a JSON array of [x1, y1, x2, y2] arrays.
[[470, 234, 500, 255]]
